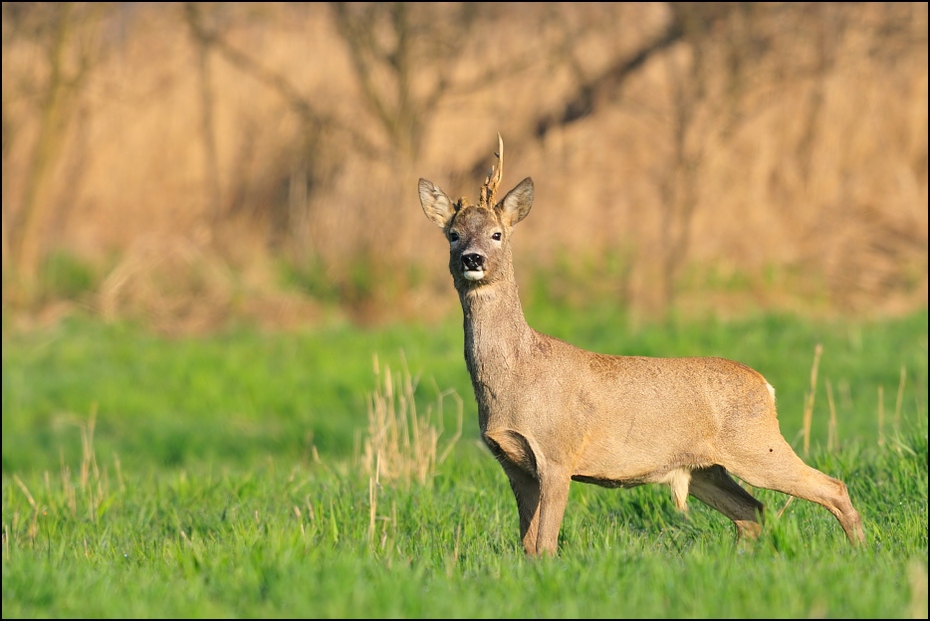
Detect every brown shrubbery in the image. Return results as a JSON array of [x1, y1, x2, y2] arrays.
[[2, 3, 927, 331]]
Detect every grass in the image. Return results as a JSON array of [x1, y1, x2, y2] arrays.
[[2, 433, 926, 617], [2, 306, 928, 617]]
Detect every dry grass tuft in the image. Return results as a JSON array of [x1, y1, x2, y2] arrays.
[[7, 406, 117, 555], [94, 233, 323, 335], [360, 353, 462, 486]]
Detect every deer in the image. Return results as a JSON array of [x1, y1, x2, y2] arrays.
[[418, 135, 865, 557]]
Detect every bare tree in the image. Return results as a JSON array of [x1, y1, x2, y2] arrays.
[[183, 2, 223, 236], [178, 3, 357, 250], [329, 2, 480, 166], [652, 3, 730, 311], [2, 2, 106, 305], [531, 14, 684, 142]]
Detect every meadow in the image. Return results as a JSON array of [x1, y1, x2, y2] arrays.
[[2, 4, 926, 617], [2, 306, 927, 617]]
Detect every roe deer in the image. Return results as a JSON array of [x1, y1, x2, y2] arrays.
[[418, 135, 865, 557]]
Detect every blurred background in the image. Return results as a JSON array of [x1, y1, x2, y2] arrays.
[[2, 2, 927, 333]]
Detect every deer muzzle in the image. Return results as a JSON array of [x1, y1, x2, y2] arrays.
[[462, 253, 486, 281]]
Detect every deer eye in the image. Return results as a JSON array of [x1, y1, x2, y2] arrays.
[[449, 232, 460, 242], [491, 232, 502, 241]]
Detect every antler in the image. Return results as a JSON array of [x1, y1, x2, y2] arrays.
[[479, 133, 504, 207]]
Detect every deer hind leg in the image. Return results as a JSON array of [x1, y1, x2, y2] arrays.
[[689, 465, 764, 541], [722, 432, 865, 545]]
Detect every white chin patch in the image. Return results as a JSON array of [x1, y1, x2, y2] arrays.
[[463, 270, 485, 281]]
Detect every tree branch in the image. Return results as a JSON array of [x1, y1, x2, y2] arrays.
[[532, 20, 684, 140]]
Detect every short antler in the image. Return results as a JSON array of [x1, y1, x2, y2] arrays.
[[479, 133, 504, 207]]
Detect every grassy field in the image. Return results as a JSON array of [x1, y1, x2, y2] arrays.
[[2, 307, 928, 617]]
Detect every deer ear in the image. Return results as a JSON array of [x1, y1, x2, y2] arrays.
[[419, 179, 455, 229], [498, 177, 534, 227]]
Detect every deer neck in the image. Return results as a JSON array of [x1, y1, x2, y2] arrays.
[[457, 269, 533, 423]]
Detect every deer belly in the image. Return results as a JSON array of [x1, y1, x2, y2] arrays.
[[572, 437, 715, 487]]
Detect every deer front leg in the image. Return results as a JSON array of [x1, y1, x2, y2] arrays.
[[535, 464, 571, 557], [502, 462, 541, 554], [485, 428, 566, 556]]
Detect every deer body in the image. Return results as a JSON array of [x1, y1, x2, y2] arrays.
[[419, 136, 864, 556]]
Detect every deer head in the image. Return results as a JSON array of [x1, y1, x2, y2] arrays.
[[419, 135, 535, 291]]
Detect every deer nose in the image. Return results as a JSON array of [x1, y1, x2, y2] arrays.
[[462, 253, 484, 271]]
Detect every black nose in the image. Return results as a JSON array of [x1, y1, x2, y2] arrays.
[[462, 253, 484, 270]]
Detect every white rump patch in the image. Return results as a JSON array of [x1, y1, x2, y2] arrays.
[[766, 382, 776, 400], [660, 467, 692, 512]]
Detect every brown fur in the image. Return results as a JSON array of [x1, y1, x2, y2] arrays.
[[418, 137, 865, 556]]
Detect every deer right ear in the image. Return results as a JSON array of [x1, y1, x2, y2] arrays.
[[419, 179, 455, 229], [498, 177, 534, 227]]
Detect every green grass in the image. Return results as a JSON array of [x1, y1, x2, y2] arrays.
[[2, 307, 928, 617]]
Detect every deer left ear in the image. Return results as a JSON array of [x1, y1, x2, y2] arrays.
[[419, 178, 455, 229], [498, 177, 534, 227]]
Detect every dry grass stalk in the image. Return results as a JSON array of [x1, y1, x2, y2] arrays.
[[361, 353, 463, 485], [802, 343, 823, 456], [77, 405, 108, 523], [11, 475, 39, 545], [894, 365, 906, 442], [878, 385, 885, 447], [826, 379, 838, 453], [59, 409, 110, 522], [368, 451, 380, 544]]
